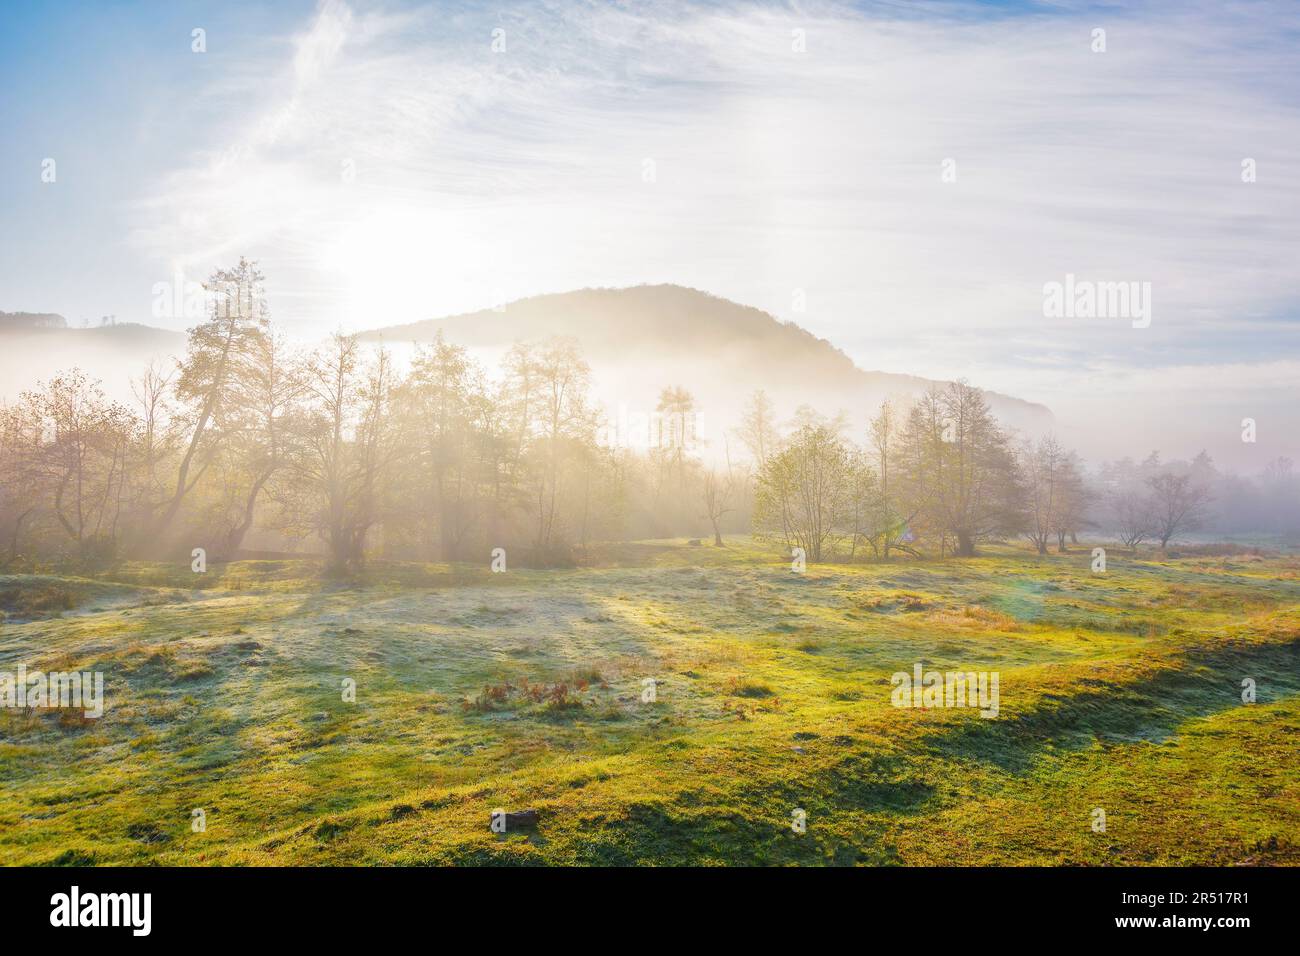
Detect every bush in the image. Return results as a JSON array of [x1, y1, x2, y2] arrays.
[[0, 582, 77, 618]]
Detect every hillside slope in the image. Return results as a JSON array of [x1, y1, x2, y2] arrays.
[[363, 285, 1054, 439], [0, 288, 1053, 440]]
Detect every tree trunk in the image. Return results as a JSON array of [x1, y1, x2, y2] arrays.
[[6, 507, 35, 564], [956, 530, 976, 557], [220, 470, 273, 559]]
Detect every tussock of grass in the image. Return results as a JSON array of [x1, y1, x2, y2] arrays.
[[925, 604, 1020, 631], [725, 676, 776, 698]]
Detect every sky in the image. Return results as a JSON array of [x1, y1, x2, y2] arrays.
[[2, 0, 1299, 468]]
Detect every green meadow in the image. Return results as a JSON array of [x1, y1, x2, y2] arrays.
[[1, 539, 1297, 866]]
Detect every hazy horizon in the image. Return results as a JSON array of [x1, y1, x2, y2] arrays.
[[1, 278, 1293, 472]]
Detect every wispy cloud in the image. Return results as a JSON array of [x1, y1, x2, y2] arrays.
[[63, 0, 1300, 462]]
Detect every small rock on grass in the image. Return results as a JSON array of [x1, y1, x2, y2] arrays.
[[495, 809, 541, 830]]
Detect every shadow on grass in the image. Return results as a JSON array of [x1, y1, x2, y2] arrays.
[[924, 638, 1300, 775]]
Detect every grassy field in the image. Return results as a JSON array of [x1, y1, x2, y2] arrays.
[[1, 538, 1298, 866]]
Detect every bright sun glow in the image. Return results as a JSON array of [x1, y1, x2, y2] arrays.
[[318, 209, 492, 326]]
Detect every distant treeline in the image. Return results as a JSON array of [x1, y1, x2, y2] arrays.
[[746, 390, 1291, 561], [0, 311, 67, 329], [0, 259, 1293, 571]]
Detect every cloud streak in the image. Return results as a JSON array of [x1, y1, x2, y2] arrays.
[[98, 0, 1300, 463]]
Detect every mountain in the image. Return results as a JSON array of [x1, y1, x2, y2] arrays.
[[0, 318, 184, 403], [362, 284, 1054, 444]]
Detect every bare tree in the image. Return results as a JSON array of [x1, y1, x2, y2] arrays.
[[1112, 486, 1155, 551], [701, 469, 732, 546], [129, 360, 178, 516], [530, 338, 597, 564], [1146, 472, 1212, 549], [33, 371, 136, 560], [287, 333, 402, 574], [1020, 436, 1065, 555]]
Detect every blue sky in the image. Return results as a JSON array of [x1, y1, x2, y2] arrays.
[[2, 0, 1299, 465], [1, 1, 310, 327]]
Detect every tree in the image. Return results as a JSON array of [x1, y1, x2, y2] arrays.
[[867, 399, 926, 559], [1050, 451, 1090, 551], [0, 394, 49, 563], [1146, 472, 1212, 549], [528, 338, 597, 564], [293, 332, 359, 572], [149, 258, 268, 548], [655, 385, 696, 462], [214, 326, 302, 557], [653, 385, 698, 515], [32, 371, 137, 560], [1112, 486, 1155, 551], [284, 334, 401, 574], [128, 360, 179, 527], [894, 390, 948, 554], [938, 382, 1024, 556], [753, 423, 857, 563], [347, 347, 403, 567], [1020, 436, 1065, 555], [470, 374, 528, 554], [701, 469, 732, 546], [1259, 457, 1300, 533], [737, 389, 779, 467], [403, 332, 479, 560], [894, 383, 1022, 557]]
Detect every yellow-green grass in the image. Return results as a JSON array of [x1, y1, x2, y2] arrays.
[[0, 540, 1296, 866]]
